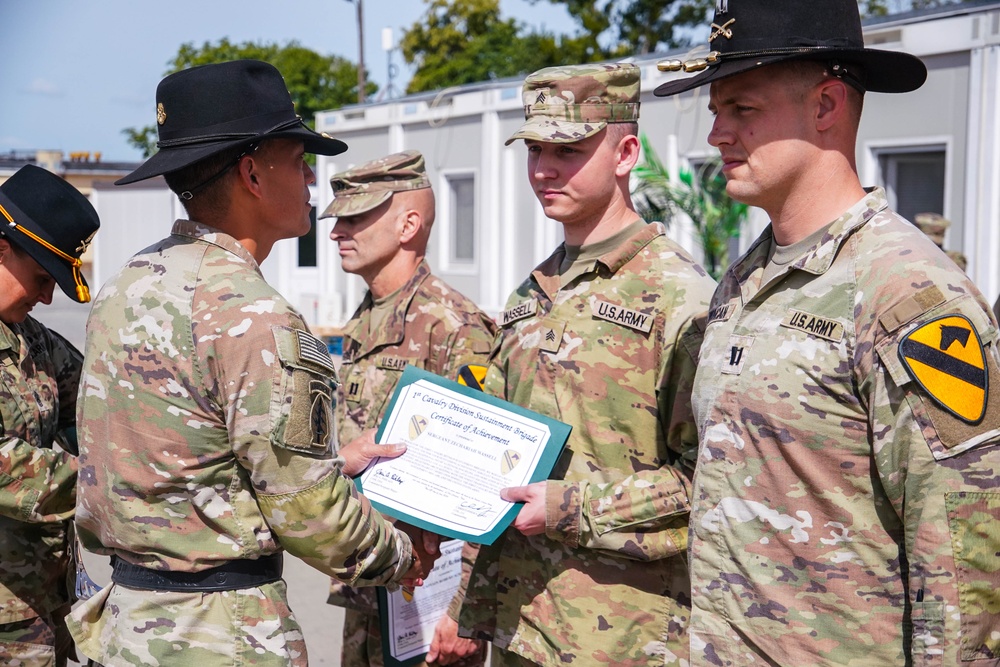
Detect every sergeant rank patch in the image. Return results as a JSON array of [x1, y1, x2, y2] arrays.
[[899, 314, 988, 424], [539, 319, 566, 353]]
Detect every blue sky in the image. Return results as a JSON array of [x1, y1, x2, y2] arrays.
[[0, 0, 573, 161]]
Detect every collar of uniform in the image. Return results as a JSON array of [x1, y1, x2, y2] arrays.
[[169, 219, 263, 275], [0, 318, 19, 354], [343, 259, 433, 354], [531, 221, 662, 298], [730, 187, 887, 285]]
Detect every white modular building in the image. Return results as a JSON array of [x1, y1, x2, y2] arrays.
[[90, 2, 1000, 333]]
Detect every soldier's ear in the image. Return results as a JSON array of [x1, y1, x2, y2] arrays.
[[398, 209, 422, 244], [235, 154, 263, 198], [615, 134, 640, 177]]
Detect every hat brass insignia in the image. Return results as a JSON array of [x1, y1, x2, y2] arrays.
[[156, 102, 167, 126], [710, 18, 736, 42], [76, 229, 98, 255]]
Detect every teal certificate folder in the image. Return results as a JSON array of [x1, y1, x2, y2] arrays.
[[356, 365, 570, 545]]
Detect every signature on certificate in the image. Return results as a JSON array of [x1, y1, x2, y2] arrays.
[[374, 469, 405, 485], [459, 500, 494, 517]]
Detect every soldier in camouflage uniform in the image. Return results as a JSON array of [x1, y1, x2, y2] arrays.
[[67, 60, 430, 667], [655, 1, 1000, 664], [0, 164, 100, 666], [913, 212, 968, 272], [458, 63, 716, 666], [323, 150, 494, 666]]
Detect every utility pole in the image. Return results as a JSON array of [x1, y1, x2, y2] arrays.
[[345, 0, 366, 104], [356, 0, 365, 104], [382, 27, 398, 101]]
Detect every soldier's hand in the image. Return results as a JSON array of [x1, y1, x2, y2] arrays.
[[427, 614, 485, 665], [340, 428, 406, 477], [397, 522, 442, 578], [500, 482, 547, 536]]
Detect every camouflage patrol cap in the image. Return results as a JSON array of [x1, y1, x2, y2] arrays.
[[320, 150, 430, 219], [913, 212, 950, 248], [505, 63, 640, 146]]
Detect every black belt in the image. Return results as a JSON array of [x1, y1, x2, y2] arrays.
[[111, 553, 283, 593]]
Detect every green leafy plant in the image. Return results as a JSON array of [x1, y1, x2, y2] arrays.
[[632, 133, 749, 279]]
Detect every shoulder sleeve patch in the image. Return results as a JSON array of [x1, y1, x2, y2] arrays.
[[886, 298, 1000, 458], [456, 364, 488, 391], [270, 326, 338, 456], [899, 314, 988, 425], [273, 326, 337, 376]]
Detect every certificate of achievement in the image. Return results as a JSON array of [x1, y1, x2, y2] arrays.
[[356, 365, 570, 544], [378, 539, 466, 667]]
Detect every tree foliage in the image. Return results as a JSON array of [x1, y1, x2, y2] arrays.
[[531, 0, 715, 56], [123, 39, 371, 158], [632, 134, 748, 279], [401, 0, 596, 94]]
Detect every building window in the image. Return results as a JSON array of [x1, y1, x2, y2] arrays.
[[298, 207, 318, 267], [447, 174, 476, 263], [877, 148, 946, 223]]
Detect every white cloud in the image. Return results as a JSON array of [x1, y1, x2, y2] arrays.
[[0, 136, 30, 149], [23, 78, 64, 97]]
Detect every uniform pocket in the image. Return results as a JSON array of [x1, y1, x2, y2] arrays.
[[945, 491, 1000, 661], [910, 599, 945, 665]]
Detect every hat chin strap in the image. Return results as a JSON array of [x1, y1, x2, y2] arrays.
[[179, 142, 259, 201], [0, 203, 90, 302], [827, 60, 867, 93]]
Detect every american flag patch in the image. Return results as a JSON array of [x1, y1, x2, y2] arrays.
[[296, 329, 336, 373]]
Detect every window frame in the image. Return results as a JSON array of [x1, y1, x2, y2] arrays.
[[437, 169, 479, 273], [863, 137, 952, 227]]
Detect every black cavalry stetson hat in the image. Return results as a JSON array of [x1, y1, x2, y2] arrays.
[[654, 0, 927, 97], [117, 59, 348, 185], [0, 165, 101, 303]]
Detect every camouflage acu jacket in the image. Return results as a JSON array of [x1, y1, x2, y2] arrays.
[[460, 222, 716, 666], [690, 189, 1000, 666], [0, 316, 80, 623], [68, 221, 413, 666], [337, 259, 496, 445], [329, 259, 495, 613]]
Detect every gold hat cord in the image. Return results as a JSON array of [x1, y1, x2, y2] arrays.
[[0, 202, 90, 302]]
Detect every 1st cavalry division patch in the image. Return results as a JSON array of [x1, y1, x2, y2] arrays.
[[457, 364, 488, 392], [501, 449, 522, 475], [408, 415, 429, 440], [899, 314, 988, 424]]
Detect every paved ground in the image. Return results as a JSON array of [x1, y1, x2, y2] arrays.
[[35, 293, 347, 665]]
